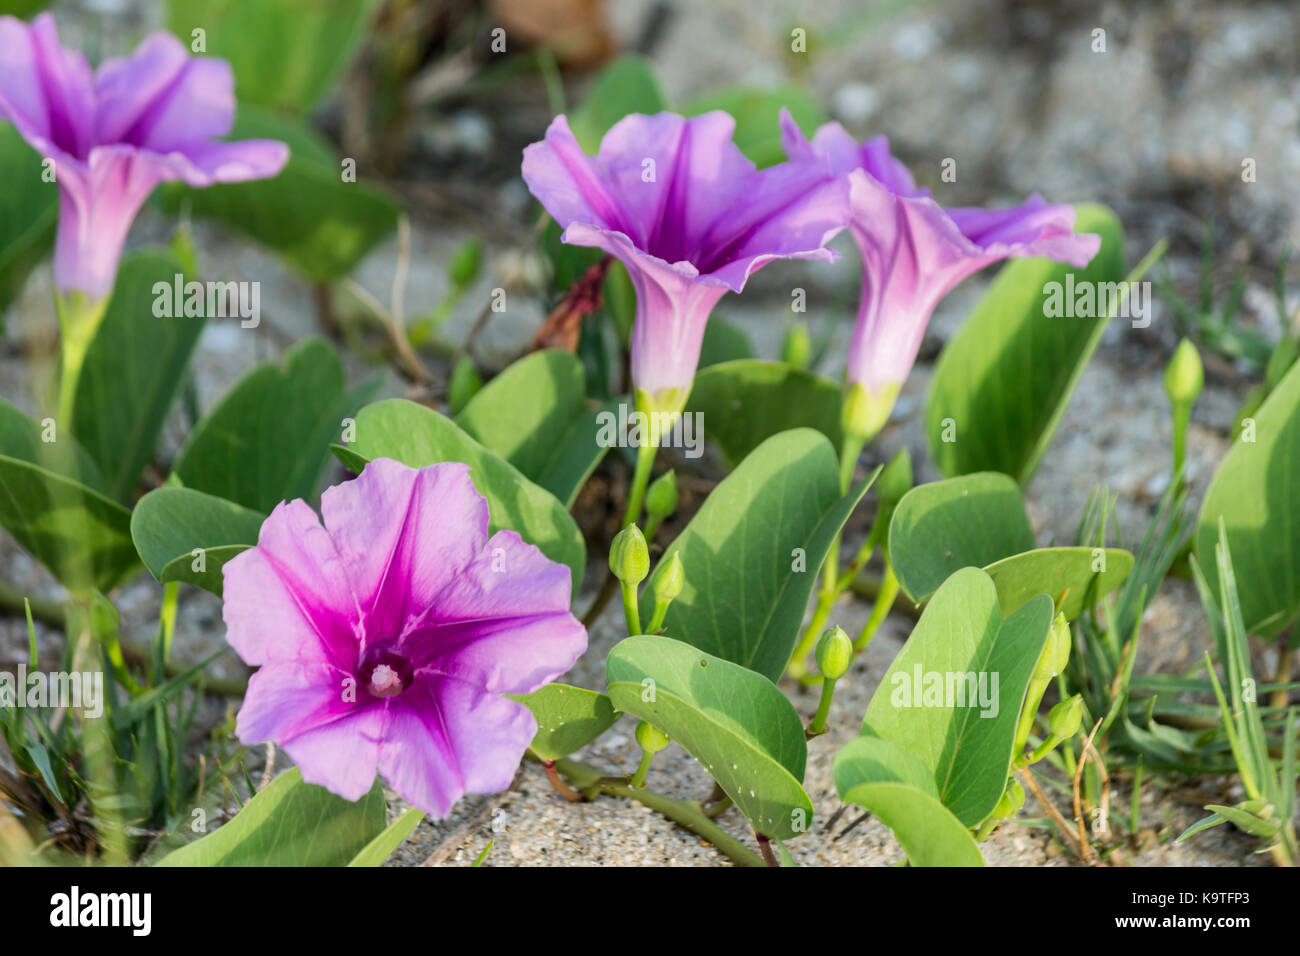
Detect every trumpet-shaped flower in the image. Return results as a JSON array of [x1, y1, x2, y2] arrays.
[[0, 14, 288, 303], [780, 110, 1101, 440], [222, 458, 587, 817], [522, 111, 847, 417]]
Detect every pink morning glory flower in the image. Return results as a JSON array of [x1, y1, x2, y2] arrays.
[[222, 458, 587, 817], [0, 13, 288, 302], [780, 109, 1101, 440], [522, 111, 848, 417]]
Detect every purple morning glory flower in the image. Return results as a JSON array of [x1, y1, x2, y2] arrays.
[[522, 111, 847, 416], [222, 458, 587, 817], [780, 110, 1101, 439], [0, 14, 288, 302]]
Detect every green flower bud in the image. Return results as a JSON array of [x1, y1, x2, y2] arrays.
[[448, 355, 482, 415], [1035, 612, 1071, 681], [1006, 777, 1025, 815], [1048, 694, 1084, 740], [448, 237, 483, 290], [609, 525, 650, 585], [645, 470, 679, 523], [991, 782, 1016, 821], [652, 552, 685, 608], [815, 626, 853, 682], [781, 322, 812, 368], [1163, 337, 1204, 408], [634, 720, 670, 753]]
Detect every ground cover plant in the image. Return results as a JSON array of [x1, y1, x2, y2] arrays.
[[0, 1, 1296, 873]]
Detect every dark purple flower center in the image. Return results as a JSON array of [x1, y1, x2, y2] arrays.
[[358, 647, 414, 700]]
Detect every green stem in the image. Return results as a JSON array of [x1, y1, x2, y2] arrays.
[[629, 749, 655, 789], [1171, 401, 1191, 484], [1012, 677, 1051, 762], [788, 591, 833, 680], [647, 598, 669, 634], [160, 581, 179, 667], [619, 579, 642, 636], [808, 678, 837, 736], [622, 438, 657, 528], [854, 561, 899, 652], [553, 758, 765, 866], [788, 432, 867, 679]]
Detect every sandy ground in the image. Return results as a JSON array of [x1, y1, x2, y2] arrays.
[[2, 0, 1297, 864]]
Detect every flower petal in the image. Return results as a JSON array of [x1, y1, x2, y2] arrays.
[[222, 498, 360, 670], [379, 677, 536, 817], [521, 114, 631, 239], [320, 459, 489, 645], [0, 14, 95, 159], [92, 31, 189, 146], [405, 529, 586, 694]]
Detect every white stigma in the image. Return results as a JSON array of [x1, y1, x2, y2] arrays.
[[369, 664, 402, 697]]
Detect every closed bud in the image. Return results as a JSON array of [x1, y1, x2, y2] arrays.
[[635, 719, 670, 753], [991, 780, 1017, 821], [815, 626, 853, 682], [448, 355, 482, 415], [653, 552, 685, 608], [1036, 612, 1071, 681], [610, 525, 650, 584], [645, 470, 679, 523], [1006, 777, 1025, 815], [781, 322, 812, 368], [1049, 694, 1084, 740], [1163, 338, 1204, 408]]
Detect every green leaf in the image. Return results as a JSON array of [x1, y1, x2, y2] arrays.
[[166, 0, 377, 113], [508, 683, 618, 762], [346, 806, 425, 867], [606, 635, 812, 840], [131, 488, 265, 596], [834, 731, 985, 867], [1203, 803, 1281, 839], [889, 473, 1131, 618], [685, 360, 842, 466], [925, 205, 1130, 483], [682, 86, 827, 168], [984, 546, 1132, 620], [155, 768, 386, 866], [1175, 811, 1227, 844], [335, 399, 586, 591], [889, 472, 1035, 603], [455, 350, 610, 507], [0, 399, 105, 490], [0, 434, 136, 594], [163, 107, 399, 281], [72, 251, 205, 503], [836, 781, 984, 867], [569, 54, 668, 152], [697, 316, 754, 369], [173, 339, 351, 513], [832, 735, 941, 800], [1195, 360, 1300, 638], [639, 428, 872, 681], [861, 568, 1054, 826], [0, 122, 56, 316]]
